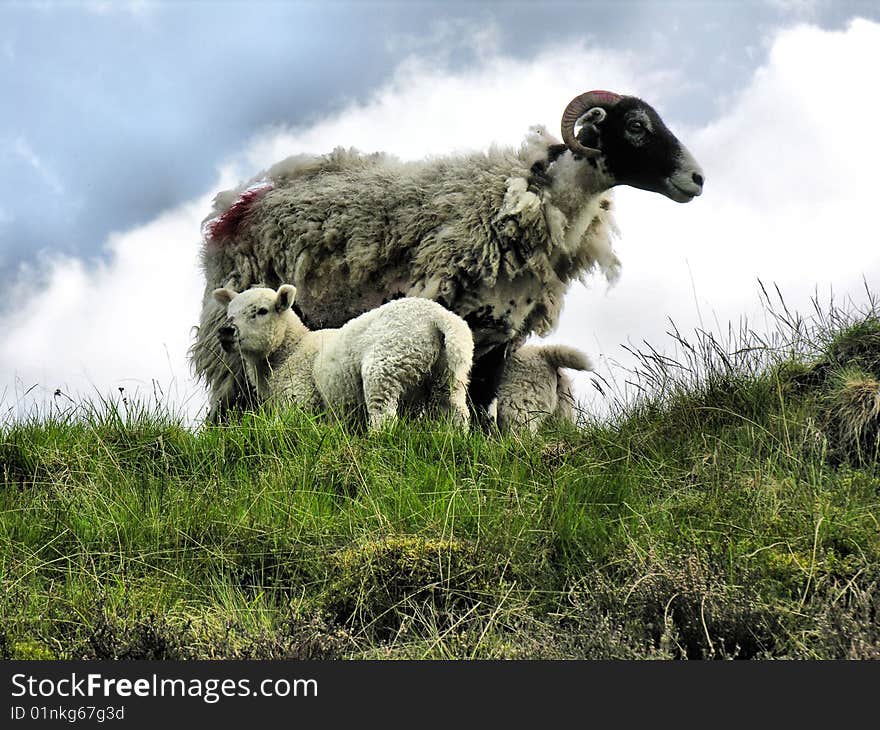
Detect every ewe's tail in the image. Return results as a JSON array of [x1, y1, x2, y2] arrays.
[[434, 312, 474, 428], [540, 345, 593, 372]]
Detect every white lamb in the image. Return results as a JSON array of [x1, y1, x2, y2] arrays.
[[212, 285, 474, 430], [494, 344, 593, 433]]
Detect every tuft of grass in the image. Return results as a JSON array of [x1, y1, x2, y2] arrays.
[[826, 316, 880, 375], [822, 367, 880, 463]]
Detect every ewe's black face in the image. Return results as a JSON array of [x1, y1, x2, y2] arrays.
[[591, 96, 704, 203]]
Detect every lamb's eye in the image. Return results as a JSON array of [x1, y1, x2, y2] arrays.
[[257, 307, 269, 316]]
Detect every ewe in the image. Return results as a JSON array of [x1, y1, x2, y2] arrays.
[[212, 286, 473, 430], [194, 90, 704, 422]]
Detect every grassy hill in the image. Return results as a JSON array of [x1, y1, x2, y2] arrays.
[[2, 295, 879, 659]]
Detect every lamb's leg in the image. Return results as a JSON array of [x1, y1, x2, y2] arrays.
[[361, 356, 405, 432], [364, 383, 403, 431], [448, 383, 470, 429]]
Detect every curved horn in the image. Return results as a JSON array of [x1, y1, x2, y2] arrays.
[[560, 90, 623, 158]]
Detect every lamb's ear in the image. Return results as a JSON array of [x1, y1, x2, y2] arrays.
[[275, 284, 296, 312], [212, 287, 237, 306]]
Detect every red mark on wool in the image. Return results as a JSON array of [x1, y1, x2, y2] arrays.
[[206, 184, 274, 242]]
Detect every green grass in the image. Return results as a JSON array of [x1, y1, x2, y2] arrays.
[[2, 293, 879, 659]]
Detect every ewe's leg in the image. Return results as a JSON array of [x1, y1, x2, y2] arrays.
[[468, 343, 508, 430]]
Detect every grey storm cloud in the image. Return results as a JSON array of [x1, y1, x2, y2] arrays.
[[0, 0, 876, 275]]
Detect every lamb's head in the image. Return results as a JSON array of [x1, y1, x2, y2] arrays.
[[560, 90, 704, 203], [212, 285, 296, 357]]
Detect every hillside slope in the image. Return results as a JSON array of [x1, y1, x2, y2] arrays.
[[2, 298, 879, 659]]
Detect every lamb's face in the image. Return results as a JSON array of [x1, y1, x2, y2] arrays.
[[212, 285, 296, 357]]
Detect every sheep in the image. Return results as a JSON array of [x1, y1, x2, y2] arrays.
[[211, 285, 474, 430], [494, 344, 593, 433], [193, 90, 704, 422]]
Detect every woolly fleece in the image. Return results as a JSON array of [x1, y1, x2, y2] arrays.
[[495, 343, 593, 433]]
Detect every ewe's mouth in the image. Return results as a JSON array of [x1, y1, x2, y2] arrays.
[[664, 178, 701, 203]]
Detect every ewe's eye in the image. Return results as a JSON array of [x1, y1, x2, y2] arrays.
[[626, 119, 645, 134], [257, 307, 269, 316]]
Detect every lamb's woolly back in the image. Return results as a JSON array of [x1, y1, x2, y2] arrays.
[[495, 343, 592, 433]]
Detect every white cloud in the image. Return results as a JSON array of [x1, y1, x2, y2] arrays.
[[0, 181, 232, 421], [2, 19, 878, 422]]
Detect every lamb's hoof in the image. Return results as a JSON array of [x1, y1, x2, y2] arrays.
[[368, 415, 398, 433]]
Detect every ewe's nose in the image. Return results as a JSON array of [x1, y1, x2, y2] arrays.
[[692, 172, 704, 189]]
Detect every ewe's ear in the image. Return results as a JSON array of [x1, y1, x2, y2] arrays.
[[213, 287, 237, 306], [275, 284, 296, 312]]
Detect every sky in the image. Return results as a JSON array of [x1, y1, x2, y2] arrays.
[[2, 0, 880, 421]]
